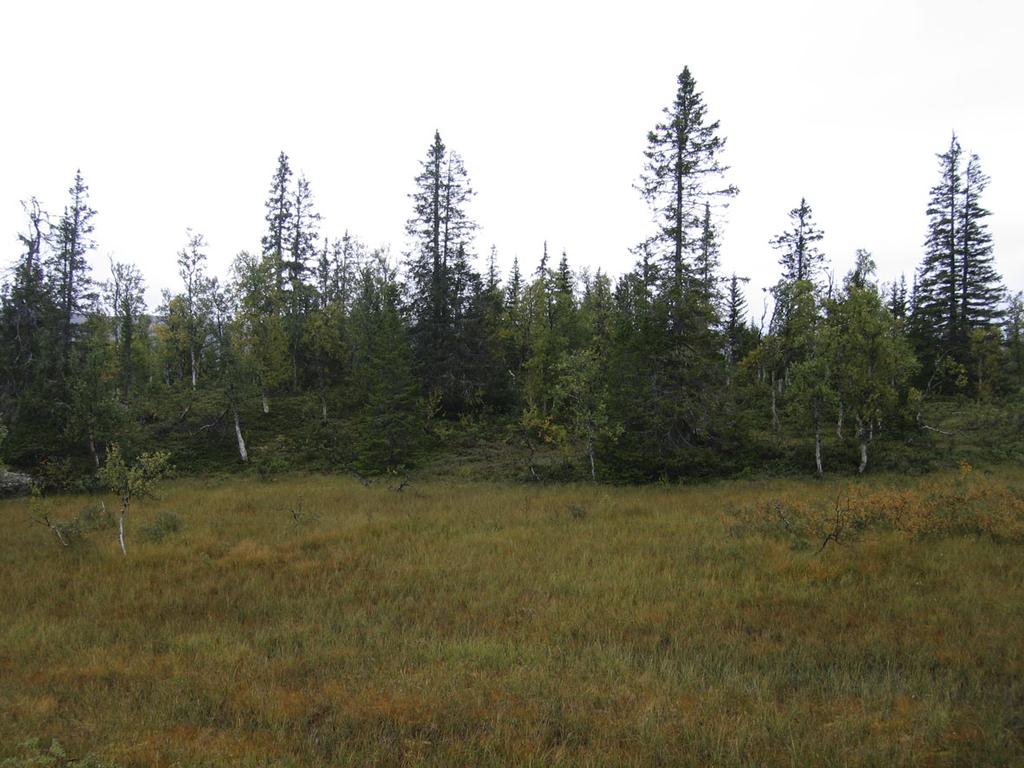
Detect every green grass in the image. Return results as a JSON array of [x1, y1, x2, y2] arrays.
[[2, 469, 1023, 766]]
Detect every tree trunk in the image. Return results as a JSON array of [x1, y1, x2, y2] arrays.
[[233, 405, 249, 463], [320, 395, 328, 425], [836, 401, 844, 439], [118, 495, 128, 556], [190, 346, 197, 389], [856, 416, 869, 474], [88, 431, 99, 469], [261, 391, 270, 415], [770, 381, 780, 433], [587, 431, 596, 482], [814, 401, 823, 477]]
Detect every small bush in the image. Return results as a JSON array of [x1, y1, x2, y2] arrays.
[[140, 511, 183, 543], [729, 462, 1024, 549], [254, 437, 292, 481], [0, 737, 119, 767], [77, 502, 115, 532]]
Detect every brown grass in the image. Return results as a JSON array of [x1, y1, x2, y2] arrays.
[[1, 467, 1023, 766]]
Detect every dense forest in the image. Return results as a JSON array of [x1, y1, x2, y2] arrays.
[[2, 67, 1021, 485]]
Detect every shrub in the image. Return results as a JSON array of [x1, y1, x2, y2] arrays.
[[0, 737, 119, 767], [729, 463, 1024, 549], [140, 510, 184, 543], [77, 502, 115, 532]]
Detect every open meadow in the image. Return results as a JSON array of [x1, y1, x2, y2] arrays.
[[2, 466, 1024, 767]]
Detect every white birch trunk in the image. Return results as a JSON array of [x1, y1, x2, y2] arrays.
[[814, 403, 823, 477], [261, 391, 270, 414], [771, 385, 780, 432], [190, 347, 197, 389], [856, 416, 869, 474], [233, 406, 248, 463], [118, 497, 127, 556]]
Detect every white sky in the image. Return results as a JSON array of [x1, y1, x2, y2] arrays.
[[2, 0, 1022, 319]]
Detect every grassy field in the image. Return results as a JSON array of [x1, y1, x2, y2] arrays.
[[2, 467, 1023, 766]]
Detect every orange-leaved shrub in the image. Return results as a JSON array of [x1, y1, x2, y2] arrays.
[[731, 462, 1024, 548]]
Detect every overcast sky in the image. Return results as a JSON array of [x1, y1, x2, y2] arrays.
[[2, 0, 1021, 318]]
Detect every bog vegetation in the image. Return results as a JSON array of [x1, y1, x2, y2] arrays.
[[2, 467, 1024, 766], [1, 64, 1022, 765]]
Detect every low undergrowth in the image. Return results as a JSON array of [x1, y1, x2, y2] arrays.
[[2, 466, 1023, 766], [729, 461, 1024, 551]]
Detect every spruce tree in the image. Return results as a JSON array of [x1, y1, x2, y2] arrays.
[[405, 131, 479, 413], [639, 66, 737, 312], [282, 173, 320, 389], [958, 153, 1003, 334], [694, 202, 721, 306], [916, 134, 962, 354], [50, 170, 97, 368], [262, 151, 293, 291], [349, 256, 421, 469], [770, 197, 826, 287], [914, 134, 1004, 387], [0, 199, 61, 463], [724, 274, 752, 366], [285, 174, 320, 288]]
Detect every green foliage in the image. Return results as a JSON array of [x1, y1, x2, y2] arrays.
[[98, 444, 171, 504], [913, 134, 1004, 390], [253, 436, 293, 481], [0, 96, 1019, 488], [1, 738, 119, 768], [140, 510, 183, 543], [77, 501, 115, 532]]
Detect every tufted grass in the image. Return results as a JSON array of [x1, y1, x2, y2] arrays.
[[2, 467, 1023, 766]]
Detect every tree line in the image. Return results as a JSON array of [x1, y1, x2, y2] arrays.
[[2, 67, 1020, 483]]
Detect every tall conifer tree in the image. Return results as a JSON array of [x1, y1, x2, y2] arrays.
[[639, 66, 736, 318]]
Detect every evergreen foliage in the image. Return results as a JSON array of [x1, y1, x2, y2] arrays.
[[0, 75, 1018, 482], [913, 134, 1004, 392]]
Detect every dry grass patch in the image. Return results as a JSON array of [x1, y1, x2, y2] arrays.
[[1, 468, 1023, 766]]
